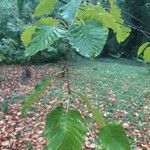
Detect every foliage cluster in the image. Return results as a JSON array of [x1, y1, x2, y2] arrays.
[[0, 0, 59, 64], [0, 0, 150, 63], [0, 0, 39, 63], [21, 0, 131, 59]]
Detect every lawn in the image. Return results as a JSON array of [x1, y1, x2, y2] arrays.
[[0, 58, 149, 149]]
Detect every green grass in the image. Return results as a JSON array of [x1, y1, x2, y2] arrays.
[[67, 58, 150, 147]]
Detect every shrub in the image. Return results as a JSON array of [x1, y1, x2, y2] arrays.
[[21, 0, 131, 149]]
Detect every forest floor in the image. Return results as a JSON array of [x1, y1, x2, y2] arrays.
[[0, 58, 150, 150]]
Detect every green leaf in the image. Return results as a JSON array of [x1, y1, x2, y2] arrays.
[[78, 93, 106, 128], [21, 17, 60, 47], [77, 3, 131, 43], [137, 42, 150, 62], [68, 19, 108, 58], [109, 0, 122, 20], [22, 76, 52, 117], [98, 122, 130, 150], [25, 26, 66, 57], [91, 107, 106, 128], [35, 17, 60, 26], [21, 26, 36, 47], [59, 0, 82, 25], [108, 0, 131, 43], [34, 0, 58, 17], [45, 106, 87, 150]]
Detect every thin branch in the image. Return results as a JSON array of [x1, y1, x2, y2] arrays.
[[117, 21, 150, 40], [128, 24, 150, 40], [121, 10, 144, 25]]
